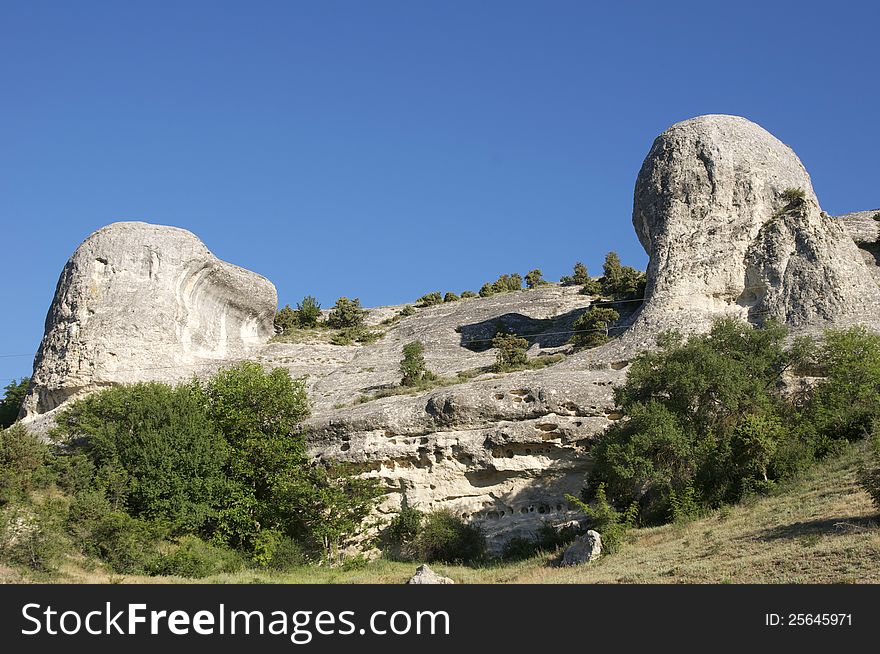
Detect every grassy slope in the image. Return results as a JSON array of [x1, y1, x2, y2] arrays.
[[5, 442, 878, 584]]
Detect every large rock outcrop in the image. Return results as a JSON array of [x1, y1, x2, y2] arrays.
[[19, 116, 880, 552], [22, 222, 276, 419], [627, 115, 880, 345]]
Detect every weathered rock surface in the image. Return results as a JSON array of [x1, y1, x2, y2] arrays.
[[21, 222, 276, 419], [561, 529, 602, 566], [626, 115, 880, 347], [838, 209, 880, 286], [406, 564, 454, 585]]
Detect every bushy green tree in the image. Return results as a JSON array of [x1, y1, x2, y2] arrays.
[[296, 296, 322, 327], [460, 290, 478, 299], [400, 342, 432, 387], [417, 292, 443, 307], [570, 307, 620, 348], [525, 269, 545, 289], [327, 297, 366, 329], [0, 378, 29, 428], [52, 382, 231, 534], [479, 283, 495, 297], [806, 326, 880, 441], [565, 483, 637, 554], [493, 333, 529, 370], [443, 292, 459, 303], [590, 319, 793, 522]]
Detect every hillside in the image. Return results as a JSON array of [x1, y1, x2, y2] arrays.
[[4, 441, 875, 584]]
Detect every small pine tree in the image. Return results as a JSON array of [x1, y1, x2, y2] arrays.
[[327, 297, 366, 329], [572, 261, 589, 285], [479, 283, 495, 297], [443, 292, 459, 303], [525, 269, 545, 289], [400, 342, 430, 387], [571, 307, 620, 348], [295, 296, 321, 327], [493, 333, 529, 370]]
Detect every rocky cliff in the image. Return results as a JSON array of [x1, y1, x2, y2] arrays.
[[22, 222, 277, 420], [20, 116, 880, 551]]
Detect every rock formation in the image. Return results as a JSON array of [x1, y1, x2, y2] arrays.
[[19, 116, 880, 552], [561, 529, 602, 566], [21, 221, 276, 419], [627, 115, 880, 346]]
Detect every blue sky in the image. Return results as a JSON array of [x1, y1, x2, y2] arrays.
[[2, 0, 879, 385]]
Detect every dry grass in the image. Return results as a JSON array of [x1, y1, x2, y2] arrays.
[[6, 442, 878, 585]]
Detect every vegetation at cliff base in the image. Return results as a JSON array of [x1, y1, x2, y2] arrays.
[[0, 363, 379, 577]]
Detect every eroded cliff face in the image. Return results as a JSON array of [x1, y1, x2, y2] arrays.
[[22, 221, 277, 419], [20, 116, 880, 551]]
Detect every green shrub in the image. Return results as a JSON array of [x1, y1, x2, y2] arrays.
[[327, 297, 366, 329], [0, 500, 67, 572], [501, 536, 538, 561], [460, 290, 478, 299], [479, 283, 495, 297], [381, 505, 424, 560], [780, 187, 806, 209], [274, 305, 298, 335], [525, 269, 545, 289], [0, 378, 29, 428], [331, 326, 383, 345], [0, 424, 51, 504], [52, 382, 231, 534], [411, 510, 486, 564], [149, 535, 243, 578], [90, 510, 162, 574], [566, 484, 635, 554], [492, 333, 529, 370], [295, 296, 322, 327], [400, 342, 433, 387], [443, 292, 459, 303], [860, 443, 880, 513], [417, 292, 443, 307], [570, 306, 620, 348]]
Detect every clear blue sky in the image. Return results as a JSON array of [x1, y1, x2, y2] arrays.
[[2, 0, 879, 385]]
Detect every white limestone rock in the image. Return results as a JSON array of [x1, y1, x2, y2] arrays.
[[626, 115, 880, 346], [21, 221, 276, 419]]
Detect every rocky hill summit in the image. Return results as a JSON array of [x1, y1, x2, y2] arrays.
[[20, 115, 880, 551]]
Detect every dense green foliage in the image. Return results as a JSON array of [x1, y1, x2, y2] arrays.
[[274, 305, 298, 335], [860, 427, 880, 512], [1, 363, 379, 575], [570, 307, 620, 348], [587, 320, 880, 528], [460, 290, 478, 299], [0, 378, 29, 428], [443, 292, 459, 303], [492, 333, 529, 370]]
